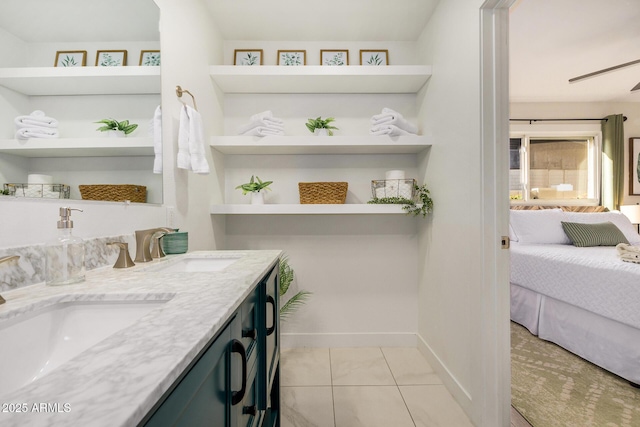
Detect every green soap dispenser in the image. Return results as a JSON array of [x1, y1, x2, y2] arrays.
[[45, 207, 85, 286]]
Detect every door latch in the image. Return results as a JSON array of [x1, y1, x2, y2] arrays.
[[501, 236, 510, 249]]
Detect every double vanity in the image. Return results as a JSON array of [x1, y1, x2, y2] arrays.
[[0, 250, 281, 427]]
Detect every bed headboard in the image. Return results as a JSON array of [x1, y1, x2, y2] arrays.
[[510, 206, 608, 212]]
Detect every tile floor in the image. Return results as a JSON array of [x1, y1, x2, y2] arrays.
[[280, 347, 474, 427]]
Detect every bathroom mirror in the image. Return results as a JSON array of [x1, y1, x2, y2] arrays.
[[0, 0, 162, 204]]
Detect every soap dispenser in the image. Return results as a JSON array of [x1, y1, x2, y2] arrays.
[[45, 207, 85, 286]]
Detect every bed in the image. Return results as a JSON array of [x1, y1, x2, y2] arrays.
[[509, 208, 640, 384]]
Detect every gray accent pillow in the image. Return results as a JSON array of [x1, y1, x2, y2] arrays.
[[561, 221, 629, 247]]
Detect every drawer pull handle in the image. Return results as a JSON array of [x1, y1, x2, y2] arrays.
[[266, 295, 276, 336], [230, 339, 247, 405], [242, 328, 257, 340]]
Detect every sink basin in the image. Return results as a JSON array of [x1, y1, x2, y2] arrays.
[[149, 256, 241, 273], [0, 298, 168, 398]]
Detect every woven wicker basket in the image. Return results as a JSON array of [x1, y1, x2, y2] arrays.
[[79, 185, 147, 203], [298, 182, 348, 204]]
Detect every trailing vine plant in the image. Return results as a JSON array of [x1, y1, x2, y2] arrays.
[[367, 183, 434, 217]]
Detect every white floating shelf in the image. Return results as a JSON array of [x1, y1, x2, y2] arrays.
[[210, 135, 432, 155], [0, 137, 154, 157], [209, 65, 432, 94], [0, 66, 161, 96], [210, 204, 408, 215]]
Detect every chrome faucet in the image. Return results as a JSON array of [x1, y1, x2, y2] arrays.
[[0, 255, 20, 305], [134, 228, 175, 263]]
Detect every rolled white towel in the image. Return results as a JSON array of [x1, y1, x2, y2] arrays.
[[250, 110, 284, 124], [241, 127, 285, 137], [15, 110, 59, 129], [369, 124, 413, 137], [15, 127, 59, 140], [237, 118, 285, 135], [371, 111, 418, 134]]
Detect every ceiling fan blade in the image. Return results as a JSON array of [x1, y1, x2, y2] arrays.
[[632, 81, 640, 92], [569, 58, 640, 83]]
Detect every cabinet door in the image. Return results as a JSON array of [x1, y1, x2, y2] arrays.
[[143, 318, 235, 427], [263, 263, 279, 388]]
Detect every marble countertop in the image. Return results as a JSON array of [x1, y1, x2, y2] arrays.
[[0, 250, 281, 427]]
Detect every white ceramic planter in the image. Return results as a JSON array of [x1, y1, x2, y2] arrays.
[[314, 128, 329, 136], [251, 191, 265, 204]]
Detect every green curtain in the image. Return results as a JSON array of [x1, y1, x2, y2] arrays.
[[601, 114, 625, 210]]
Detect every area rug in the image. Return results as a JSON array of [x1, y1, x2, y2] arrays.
[[511, 322, 640, 427]]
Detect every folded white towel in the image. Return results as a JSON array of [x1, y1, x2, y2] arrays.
[[369, 124, 413, 137], [240, 126, 285, 137], [177, 106, 191, 170], [370, 108, 418, 134], [15, 127, 59, 140], [237, 118, 285, 135], [250, 110, 284, 124], [151, 105, 162, 174], [617, 243, 640, 264], [15, 110, 59, 129]]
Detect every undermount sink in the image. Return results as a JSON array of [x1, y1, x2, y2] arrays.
[[0, 298, 169, 398], [148, 255, 241, 273]]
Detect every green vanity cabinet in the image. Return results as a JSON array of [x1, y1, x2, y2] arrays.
[[140, 261, 280, 427]]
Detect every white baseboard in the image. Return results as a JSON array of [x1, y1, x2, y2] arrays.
[[281, 332, 417, 348], [416, 333, 473, 415]]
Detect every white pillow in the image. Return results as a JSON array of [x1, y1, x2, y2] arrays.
[[563, 211, 640, 245], [509, 209, 570, 244]]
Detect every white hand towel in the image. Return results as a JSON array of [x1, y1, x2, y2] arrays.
[[151, 105, 162, 174], [186, 105, 210, 175], [240, 127, 285, 137], [369, 124, 413, 137], [177, 105, 191, 170], [370, 109, 418, 134], [15, 127, 59, 140]]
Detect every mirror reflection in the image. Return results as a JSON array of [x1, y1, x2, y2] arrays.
[[0, 0, 162, 204]]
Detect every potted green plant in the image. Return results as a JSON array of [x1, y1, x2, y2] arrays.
[[279, 255, 311, 320], [235, 175, 273, 204], [95, 119, 138, 137], [305, 116, 338, 136]]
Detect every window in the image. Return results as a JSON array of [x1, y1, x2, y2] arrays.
[[509, 132, 600, 204]]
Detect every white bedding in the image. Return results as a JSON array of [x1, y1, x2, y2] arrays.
[[510, 242, 640, 329]]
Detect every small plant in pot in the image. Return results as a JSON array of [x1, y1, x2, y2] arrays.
[[235, 175, 273, 204], [306, 116, 338, 136], [95, 119, 138, 137]]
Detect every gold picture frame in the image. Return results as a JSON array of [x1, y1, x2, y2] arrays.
[[320, 50, 349, 66], [360, 50, 389, 66], [277, 50, 306, 66], [54, 51, 87, 67], [139, 50, 160, 66], [96, 50, 127, 66], [234, 49, 264, 66]]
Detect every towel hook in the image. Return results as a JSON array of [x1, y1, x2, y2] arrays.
[[176, 85, 198, 111]]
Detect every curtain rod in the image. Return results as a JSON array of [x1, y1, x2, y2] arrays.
[[510, 116, 627, 124]]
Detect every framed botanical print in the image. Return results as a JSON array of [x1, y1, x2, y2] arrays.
[[54, 51, 87, 67], [234, 49, 263, 66], [321, 50, 348, 66], [96, 50, 127, 66], [277, 50, 306, 66], [360, 50, 389, 66], [139, 50, 161, 66]]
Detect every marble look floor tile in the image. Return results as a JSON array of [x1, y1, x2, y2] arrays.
[[399, 385, 474, 427], [281, 386, 335, 427], [333, 386, 415, 427], [330, 347, 396, 385], [281, 348, 332, 386], [381, 347, 443, 385]]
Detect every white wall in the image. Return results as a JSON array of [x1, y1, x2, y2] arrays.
[[155, 0, 225, 250], [416, 0, 486, 422], [511, 102, 640, 205]]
